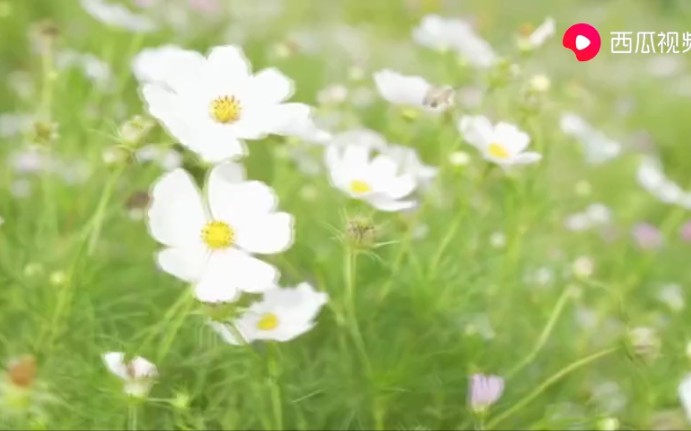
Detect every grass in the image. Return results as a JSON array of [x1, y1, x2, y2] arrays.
[[1, 0, 691, 429]]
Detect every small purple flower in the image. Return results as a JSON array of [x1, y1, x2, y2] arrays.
[[469, 373, 504, 412], [632, 222, 663, 250], [680, 221, 691, 243]]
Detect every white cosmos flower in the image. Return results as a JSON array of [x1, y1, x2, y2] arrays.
[[373, 69, 453, 113], [330, 129, 437, 186], [413, 15, 496, 69], [136, 44, 314, 163], [211, 282, 328, 344], [637, 156, 691, 208], [560, 113, 621, 164], [458, 116, 541, 166], [147, 162, 294, 302], [519, 17, 556, 50], [102, 352, 158, 398], [81, 0, 157, 33]]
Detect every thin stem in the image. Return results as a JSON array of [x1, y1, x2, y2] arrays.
[[267, 344, 283, 430], [486, 347, 617, 429], [127, 403, 138, 431], [506, 287, 574, 378], [84, 165, 126, 255], [155, 289, 195, 363]]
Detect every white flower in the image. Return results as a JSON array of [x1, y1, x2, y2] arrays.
[[132, 44, 206, 89], [458, 115, 541, 166], [136, 44, 314, 163], [560, 113, 621, 164], [147, 162, 294, 302], [572, 256, 595, 279], [519, 17, 555, 50], [102, 352, 158, 398], [529, 74, 551, 93], [212, 282, 328, 343], [678, 374, 691, 422], [413, 15, 496, 68], [637, 156, 691, 209], [564, 203, 612, 232], [373, 69, 453, 112], [325, 134, 419, 212], [81, 0, 157, 33], [330, 129, 437, 186]]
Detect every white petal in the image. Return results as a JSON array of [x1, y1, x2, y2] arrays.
[[205, 45, 251, 85], [194, 133, 246, 163], [252, 68, 294, 104], [193, 251, 241, 303], [147, 169, 207, 247], [265, 103, 312, 136], [157, 245, 208, 282], [102, 352, 128, 380], [512, 152, 542, 165], [131, 356, 158, 379], [384, 174, 417, 200], [494, 122, 530, 153], [373, 69, 430, 107], [208, 177, 278, 222], [459, 115, 494, 149], [132, 45, 205, 91], [226, 249, 279, 293], [141, 84, 195, 148], [235, 212, 294, 255], [366, 195, 417, 212]]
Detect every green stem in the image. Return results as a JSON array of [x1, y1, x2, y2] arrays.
[[506, 287, 574, 378], [486, 347, 617, 429], [267, 344, 283, 430], [84, 166, 125, 255], [128, 403, 138, 431], [155, 289, 195, 363]]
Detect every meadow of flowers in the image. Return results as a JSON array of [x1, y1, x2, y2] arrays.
[[2, 0, 691, 429]]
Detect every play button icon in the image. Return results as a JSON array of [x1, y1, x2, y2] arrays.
[[563, 23, 601, 62], [575, 35, 591, 50]]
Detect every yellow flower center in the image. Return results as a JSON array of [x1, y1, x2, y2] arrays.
[[256, 313, 279, 331], [349, 180, 372, 195], [201, 221, 234, 249], [488, 143, 511, 160], [210, 95, 242, 124]]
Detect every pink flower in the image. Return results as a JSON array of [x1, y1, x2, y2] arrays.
[[681, 221, 691, 243], [469, 373, 504, 412], [632, 222, 663, 250]]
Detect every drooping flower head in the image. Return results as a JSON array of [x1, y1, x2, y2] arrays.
[[212, 283, 328, 344], [102, 352, 158, 398], [147, 162, 294, 302], [134, 45, 316, 163], [373, 69, 454, 113], [469, 373, 504, 413], [458, 115, 541, 166]]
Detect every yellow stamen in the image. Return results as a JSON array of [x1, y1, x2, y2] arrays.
[[201, 221, 234, 249], [210, 95, 242, 124], [488, 143, 511, 160], [256, 313, 279, 331], [349, 180, 372, 195]]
